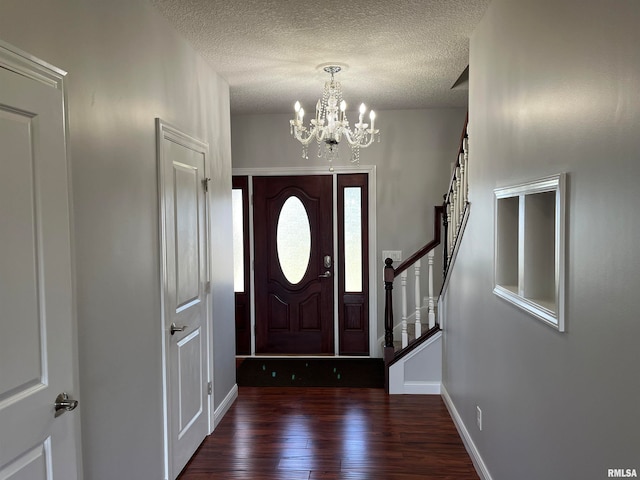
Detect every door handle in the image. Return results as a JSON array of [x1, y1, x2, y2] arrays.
[[54, 392, 78, 418], [170, 322, 188, 335], [318, 270, 332, 278]]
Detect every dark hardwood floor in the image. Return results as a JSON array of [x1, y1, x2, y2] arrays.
[[178, 387, 479, 480]]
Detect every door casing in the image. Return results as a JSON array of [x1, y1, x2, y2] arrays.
[[233, 166, 379, 357]]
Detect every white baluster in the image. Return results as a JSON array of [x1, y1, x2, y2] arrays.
[[456, 165, 462, 227], [452, 186, 458, 246], [401, 270, 408, 348], [427, 250, 436, 329], [462, 126, 469, 202], [414, 259, 422, 338], [463, 135, 469, 204], [459, 152, 466, 206], [447, 199, 453, 262]]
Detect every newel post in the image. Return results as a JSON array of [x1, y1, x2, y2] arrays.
[[383, 258, 395, 393], [384, 258, 395, 350]]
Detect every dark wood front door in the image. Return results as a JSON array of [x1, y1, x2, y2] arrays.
[[253, 175, 334, 354]]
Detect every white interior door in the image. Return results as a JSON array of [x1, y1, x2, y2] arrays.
[[0, 44, 81, 479], [157, 120, 210, 479]]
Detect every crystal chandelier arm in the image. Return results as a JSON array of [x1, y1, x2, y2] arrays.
[[314, 123, 328, 143], [290, 120, 318, 146], [342, 126, 377, 148], [341, 127, 358, 145]]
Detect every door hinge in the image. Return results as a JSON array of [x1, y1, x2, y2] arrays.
[[202, 177, 211, 192], [205, 281, 211, 294], [207, 382, 212, 395]]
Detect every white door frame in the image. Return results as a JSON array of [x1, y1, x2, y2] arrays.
[[157, 119, 213, 480], [0, 39, 82, 478], [232, 165, 379, 357]]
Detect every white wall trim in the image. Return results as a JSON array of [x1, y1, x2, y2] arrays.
[[367, 166, 379, 357], [441, 384, 493, 480], [213, 384, 238, 429], [0, 38, 66, 89], [231, 165, 379, 357], [233, 165, 372, 176]]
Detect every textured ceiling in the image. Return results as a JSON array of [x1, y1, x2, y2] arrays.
[[150, 0, 490, 114]]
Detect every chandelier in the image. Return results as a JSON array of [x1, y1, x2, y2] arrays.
[[289, 65, 380, 169]]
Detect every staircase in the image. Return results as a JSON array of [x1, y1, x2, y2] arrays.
[[384, 114, 469, 394]]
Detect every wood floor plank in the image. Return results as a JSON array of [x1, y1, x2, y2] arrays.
[[178, 387, 479, 480]]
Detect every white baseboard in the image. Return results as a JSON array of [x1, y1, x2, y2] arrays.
[[403, 381, 441, 394], [441, 384, 493, 480], [213, 383, 238, 429]]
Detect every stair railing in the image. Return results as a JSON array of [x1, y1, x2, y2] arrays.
[[383, 115, 469, 388], [383, 206, 442, 362], [443, 113, 469, 276]]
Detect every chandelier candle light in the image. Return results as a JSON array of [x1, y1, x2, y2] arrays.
[[290, 65, 380, 170]]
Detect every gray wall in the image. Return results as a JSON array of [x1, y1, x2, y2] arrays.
[[0, 0, 235, 478], [232, 109, 466, 348], [443, 1, 640, 478]]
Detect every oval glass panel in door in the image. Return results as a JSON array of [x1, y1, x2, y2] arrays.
[[276, 196, 311, 284]]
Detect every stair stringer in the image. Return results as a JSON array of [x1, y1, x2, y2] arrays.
[[388, 330, 442, 395]]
